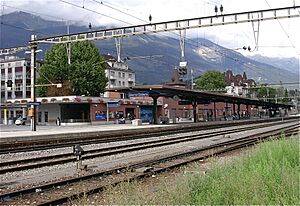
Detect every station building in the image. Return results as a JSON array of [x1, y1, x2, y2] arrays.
[[0, 54, 137, 125], [0, 56, 292, 125]]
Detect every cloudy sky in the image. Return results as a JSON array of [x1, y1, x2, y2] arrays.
[[2, 0, 300, 58]]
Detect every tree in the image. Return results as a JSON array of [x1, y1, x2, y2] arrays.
[[195, 70, 225, 91], [37, 41, 107, 97], [256, 86, 277, 103]]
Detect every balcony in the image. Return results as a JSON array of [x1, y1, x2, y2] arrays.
[[128, 77, 134, 82], [109, 75, 117, 80]]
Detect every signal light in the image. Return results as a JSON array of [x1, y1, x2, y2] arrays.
[[178, 67, 187, 75]]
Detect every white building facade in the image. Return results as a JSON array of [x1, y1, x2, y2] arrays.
[[0, 56, 42, 123], [103, 56, 136, 98]]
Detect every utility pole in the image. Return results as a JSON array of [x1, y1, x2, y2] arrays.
[[191, 68, 194, 90], [66, 21, 71, 65], [30, 35, 37, 131], [115, 37, 122, 62]]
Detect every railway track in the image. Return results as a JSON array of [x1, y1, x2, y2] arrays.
[[1, 117, 297, 154], [0, 122, 298, 205], [0, 120, 297, 174]]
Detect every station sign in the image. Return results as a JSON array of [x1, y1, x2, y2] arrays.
[[179, 61, 187, 67], [107, 102, 120, 108], [197, 100, 211, 104], [178, 100, 211, 105], [128, 92, 149, 97], [28, 101, 41, 106], [178, 100, 192, 105]]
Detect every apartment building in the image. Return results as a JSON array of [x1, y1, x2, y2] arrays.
[[103, 54, 136, 98], [0, 56, 41, 122], [1, 56, 30, 121]]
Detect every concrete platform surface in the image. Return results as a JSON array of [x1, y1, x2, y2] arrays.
[[0, 123, 172, 139]]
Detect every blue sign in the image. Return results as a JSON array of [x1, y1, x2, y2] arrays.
[[95, 115, 106, 120], [140, 107, 153, 123], [107, 102, 120, 108], [28, 102, 41, 106], [128, 92, 149, 97]]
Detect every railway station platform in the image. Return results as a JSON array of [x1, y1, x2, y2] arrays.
[[0, 122, 174, 139]]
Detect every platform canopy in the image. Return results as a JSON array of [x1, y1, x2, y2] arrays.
[[108, 85, 292, 109]]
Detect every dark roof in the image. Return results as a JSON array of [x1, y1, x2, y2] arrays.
[[107, 85, 292, 108]]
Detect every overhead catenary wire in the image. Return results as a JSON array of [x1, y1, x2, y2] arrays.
[[264, 0, 298, 52], [89, 0, 283, 77], [0, 22, 53, 37], [1, 0, 298, 83], [85, 2, 297, 83], [3, 4, 67, 22], [58, 0, 132, 26], [85, 0, 270, 76], [3, 4, 99, 33]]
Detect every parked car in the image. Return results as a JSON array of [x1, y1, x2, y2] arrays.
[[15, 118, 26, 126]]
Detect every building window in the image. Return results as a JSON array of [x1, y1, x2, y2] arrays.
[[122, 81, 125, 86], [15, 61, 22, 67], [118, 72, 121, 77], [122, 73, 125, 78], [16, 83, 22, 91], [128, 73, 132, 78], [15, 73, 23, 79], [120, 93, 125, 99], [110, 79, 116, 86], [44, 112, 48, 122], [118, 81, 121, 86], [110, 71, 115, 76]]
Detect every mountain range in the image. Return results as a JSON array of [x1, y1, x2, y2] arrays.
[[1, 11, 299, 85]]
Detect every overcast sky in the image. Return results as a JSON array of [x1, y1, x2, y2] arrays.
[[2, 0, 300, 58]]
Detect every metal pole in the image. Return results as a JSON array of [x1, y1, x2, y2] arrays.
[[30, 35, 37, 131], [191, 68, 194, 90], [193, 100, 197, 123], [106, 102, 109, 123], [152, 96, 158, 124], [67, 21, 71, 65], [115, 37, 122, 62]]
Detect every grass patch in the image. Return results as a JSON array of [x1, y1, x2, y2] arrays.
[[84, 135, 300, 205], [186, 136, 299, 205]]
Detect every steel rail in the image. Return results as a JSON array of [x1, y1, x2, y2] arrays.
[[0, 123, 298, 204], [0, 117, 296, 154], [0, 120, 296, 174]]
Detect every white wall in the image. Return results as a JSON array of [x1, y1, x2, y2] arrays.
[[38, 103, 61, 125]]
